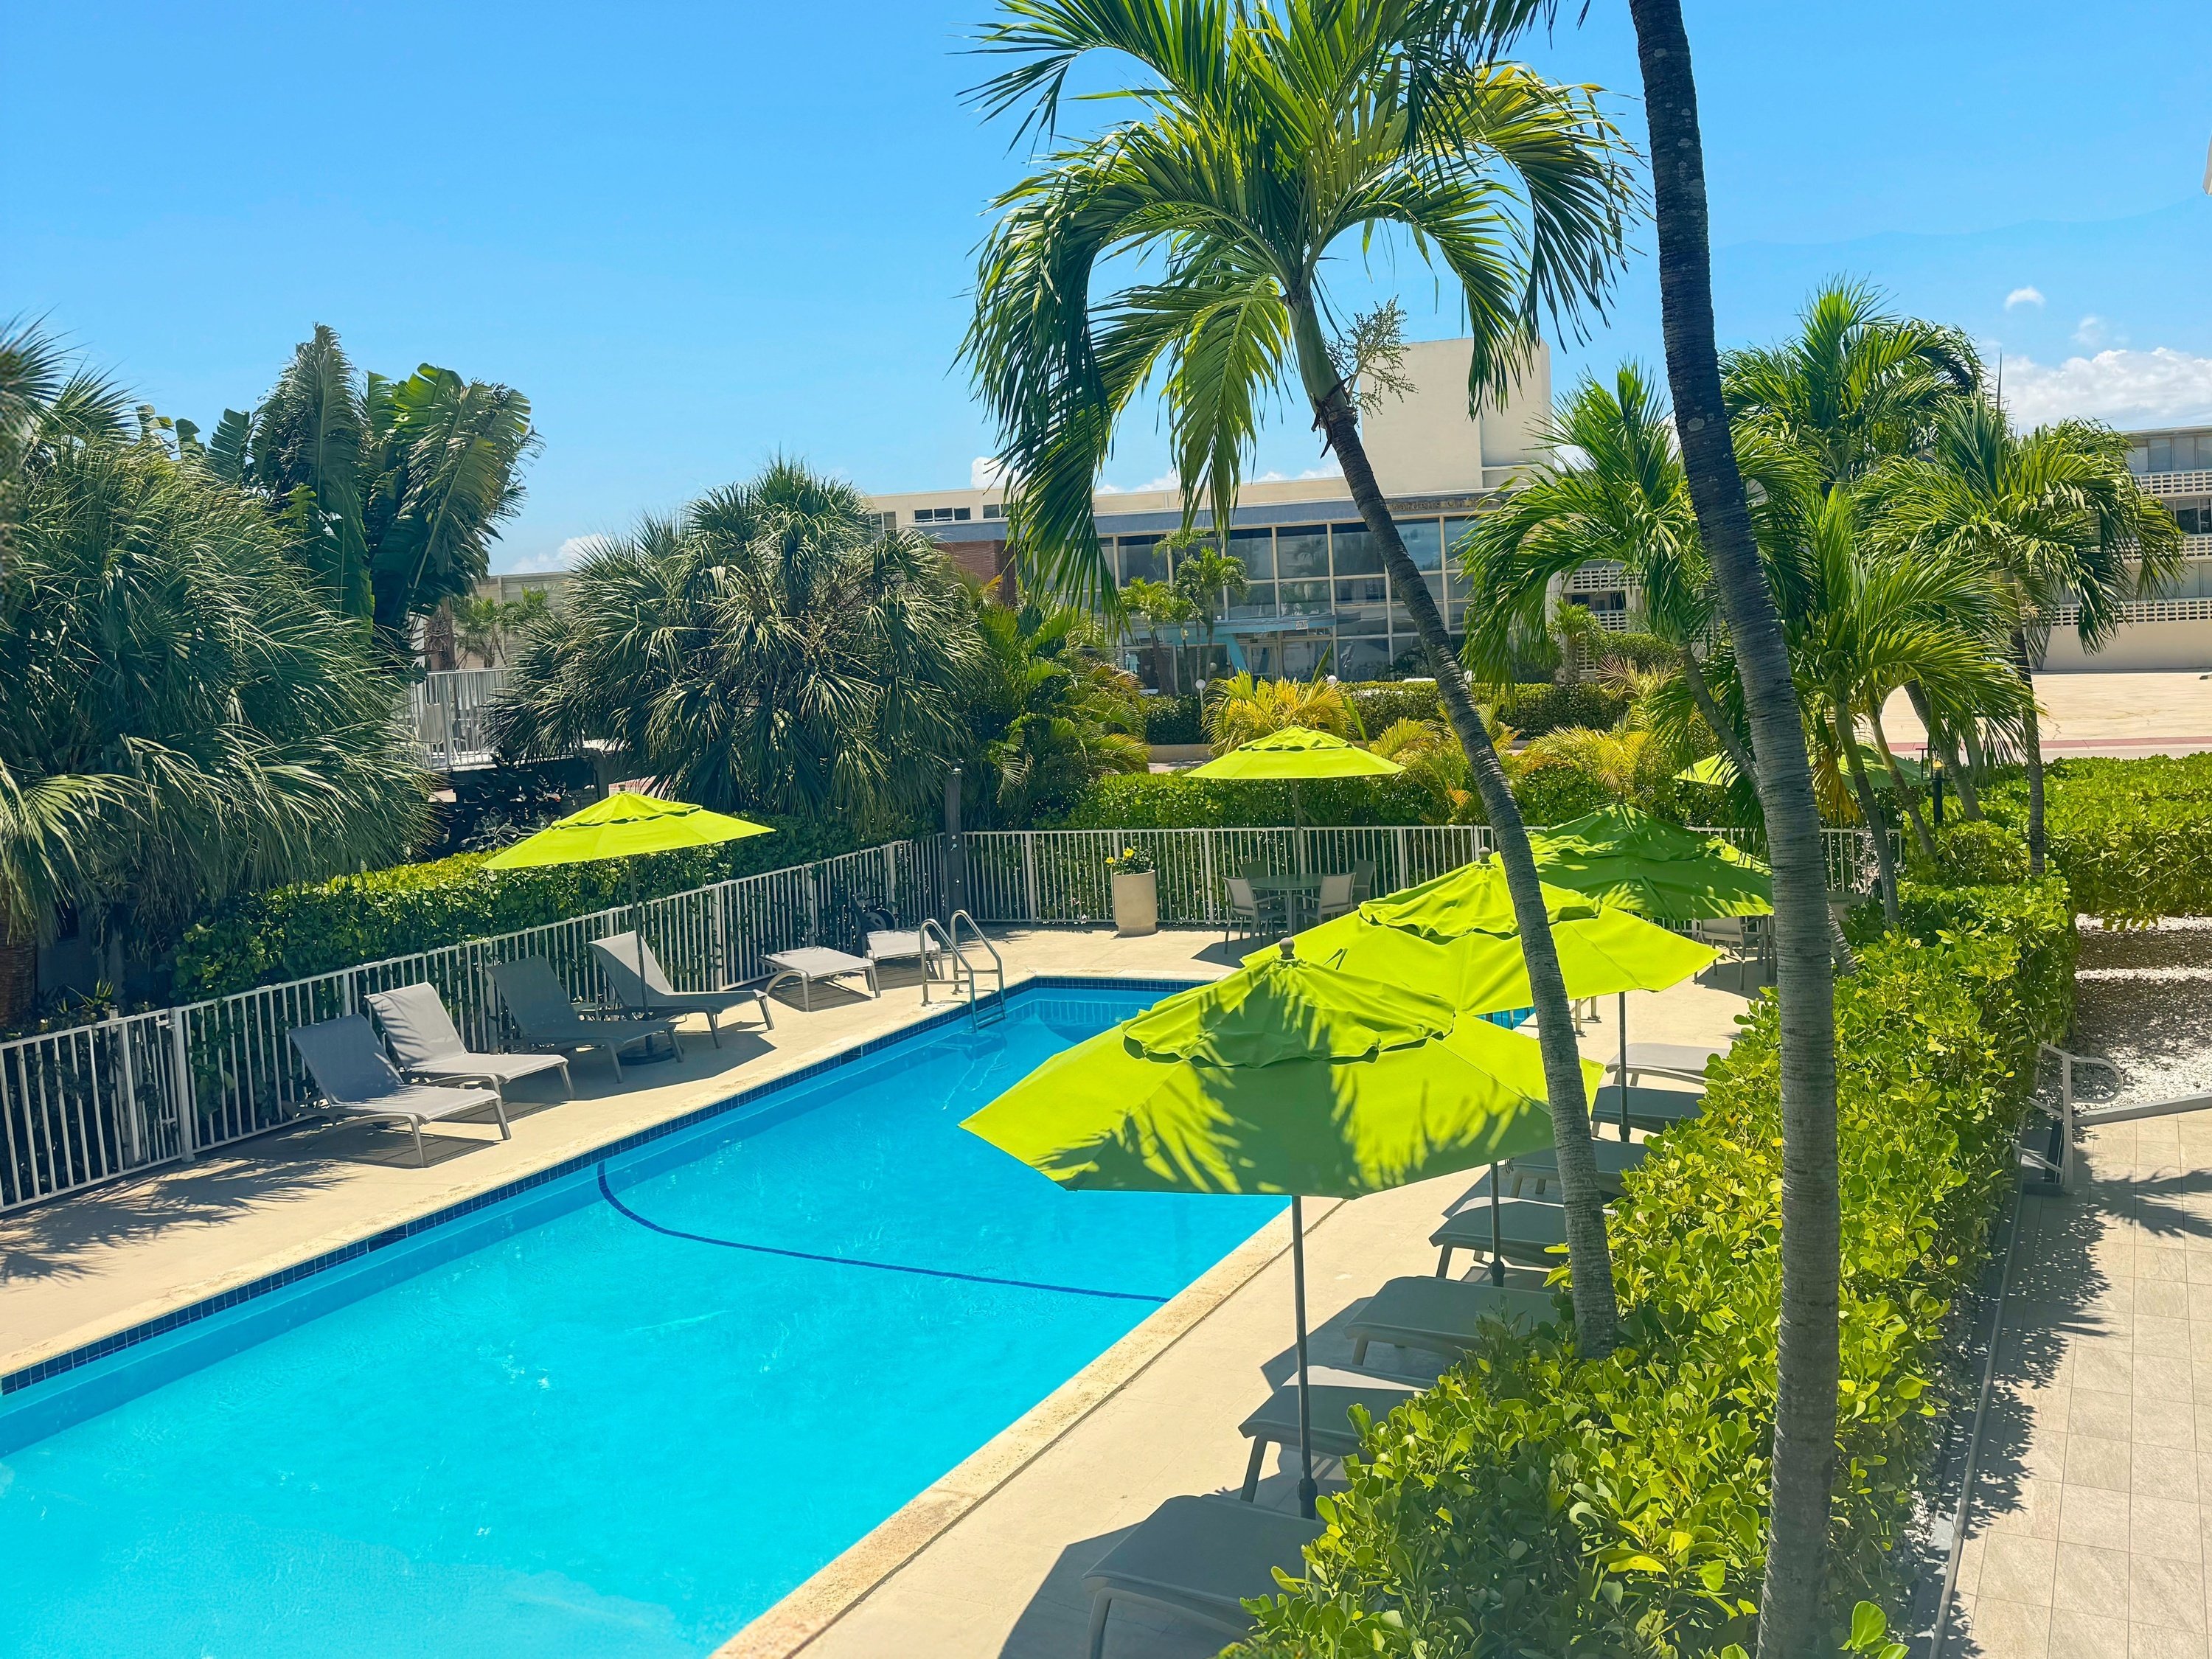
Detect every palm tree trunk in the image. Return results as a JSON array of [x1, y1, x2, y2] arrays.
[[1903, 681, 1980, 821], [0, 925, 35, 1030], [1868, 710, 1936, 865], [1291, 300, 1618, 1357], [1630, 3, 1842, 1649], [2009, 628, 2047, 877], [1680, 647, 1756, 782], [1840, 708, 1902, 925]]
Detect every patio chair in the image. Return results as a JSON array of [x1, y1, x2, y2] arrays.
[[1082, 1495, 1325, 1659], [288, 1014, 509, 1167], [1314, 872, 1358, 923], [1612, 1040, 1731, 1089], [366, 982, 572, 1097], [1349, 1276, 1559, 1365], [488, 957, 681, 1082], [1223, 876, 1284, 947], [1430, 1194, 1586, 1279], [1349, 859, 1376, 903], [855, 901, 938, 990], [591, 932, 773, 1045], [1236, 1365, 1425, 1500]]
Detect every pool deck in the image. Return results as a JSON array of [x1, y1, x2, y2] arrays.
[[0, 925, 1757, 1659]]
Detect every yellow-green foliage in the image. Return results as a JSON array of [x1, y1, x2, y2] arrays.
[[1981, 754, 2212, 923]]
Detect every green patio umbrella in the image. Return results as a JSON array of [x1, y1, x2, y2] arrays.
[[483, 790, 774, 995], [1186, 724, 1402, 832], [1253, 861, 1715, 1141], [962, 947, 1596, 1517], [1528, 804, 1772, 923]]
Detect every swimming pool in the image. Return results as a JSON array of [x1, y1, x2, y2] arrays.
[[0, 983, 1282, 1659]]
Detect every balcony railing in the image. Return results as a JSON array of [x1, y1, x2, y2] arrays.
[[411, 669, 509, 771]]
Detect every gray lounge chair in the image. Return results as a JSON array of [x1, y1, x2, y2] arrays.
[[1593, 1082, 1703, 1133], [489, 957, 681, 1080], [1083, 1494, 1324, 1659], [591, 932, 773, 1044], [1349, 1276, 1558, 1366], [1430, 1194, 1583, 1278], [288, 1014, 509, 1166], [1237, 1365, 1424, 1500], [1613, 1040, 1730, 1088], [1503, 1138, 1649, 1197], [366, 982, 572, 1096]]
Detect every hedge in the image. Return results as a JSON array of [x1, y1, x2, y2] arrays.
[[1141, 693, 1205, 745], [172, 814, 911, 999], [1345, 680, 1634, 740], [1979, 754, 2212, 923], [1237, 875, 2073, 1657]]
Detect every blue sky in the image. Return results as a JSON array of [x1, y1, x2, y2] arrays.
[[4, 1, 2208, 571]]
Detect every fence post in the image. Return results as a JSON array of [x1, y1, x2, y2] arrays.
[[1022, 832, 1040, 924], [111, 1014, 143, 1166], [1200, 828, 1219, 925], [170, 1011, 198, 1160], [883, 842, 899, 922], [712, 886, 731, 989], [1394, 826, 1409, 891]]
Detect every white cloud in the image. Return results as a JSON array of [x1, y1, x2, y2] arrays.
[[2000, 347, 2212, 428], [970, 455, 1008, 490], [1095, 470, 1180, 495], [545, 535, 611, 568], [2003, 286, 2045, 310], [2071, 313, 2126, 349]]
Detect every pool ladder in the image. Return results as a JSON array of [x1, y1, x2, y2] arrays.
[[919, 911, 1006, 1026]]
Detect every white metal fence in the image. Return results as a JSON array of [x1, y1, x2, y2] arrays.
[[0, 841, 934, 1214], [410, 669, 510, 771], [950, 824, 1874, 928], [1, 821, 1873, 1214]]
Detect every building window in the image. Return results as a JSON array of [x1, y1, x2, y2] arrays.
[[1227, 524, 1275, 580], [983, 503, 1004, 519], [2143, 434, 2212, 475], [865, 511, 897, 534], [1276, 525, 1329, 578], [1116, 535, 1168, 584], [912, 506, 973, 524]]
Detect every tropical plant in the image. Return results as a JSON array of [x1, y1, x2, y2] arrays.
[[490, 460, 981, 824], [1118, 574, 1194, 690], [207, 324, 539, 656], [0, 316, 133, 495], [442, 588, 550, 669], [0, 430, 429, 1023], [1203, 672, 1363, 754], [1873, 395, 2184, 876], [1169, 538, 1249, 683], [964, 0, 1637, 1352], [1518, 720, 1677, 807], [972, 602, 1149, 824]]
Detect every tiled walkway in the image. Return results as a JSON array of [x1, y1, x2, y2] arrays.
[[1954, 1111, 2212, 1658]]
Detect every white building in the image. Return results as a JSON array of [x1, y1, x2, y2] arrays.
[[2040, 423, 2212, 672]]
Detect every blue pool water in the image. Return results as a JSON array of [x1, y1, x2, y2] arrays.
[[0, 986, 1281, 1659]]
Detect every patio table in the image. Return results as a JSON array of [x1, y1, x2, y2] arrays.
[[1247, 872, 1354, 931], [762, 946, 878, 1011]]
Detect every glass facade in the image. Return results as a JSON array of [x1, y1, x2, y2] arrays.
[[2129, 432, 2212, 476], [1106, 514, 1506, 684]]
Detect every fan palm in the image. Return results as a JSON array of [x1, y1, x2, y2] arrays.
[[491, 460, 982, 824], [1874, 397, 2183, 874], [0, 432, 428, 1022], [209, 325, 540, 656], [966, 0, 1638, 1354]]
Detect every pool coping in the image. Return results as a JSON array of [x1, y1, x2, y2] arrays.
[[711, 1193, 1339, 1659], [0, 973, 1202, 1397]]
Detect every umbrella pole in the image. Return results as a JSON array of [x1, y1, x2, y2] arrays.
[[1488, 1162, 1506, 1287], [1290, 1194, 1317, 1520], [1618, 991, 1631, 1141]]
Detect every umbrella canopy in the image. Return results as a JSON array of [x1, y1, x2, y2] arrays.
[[481, 790, 774, 869], [1528, 804, 1772, 922], [1185, 725, 1405, 781], [963, 953, 1589, 1198], [962, 949, 1598, 1519], [1256, 861, 1716, 1014]]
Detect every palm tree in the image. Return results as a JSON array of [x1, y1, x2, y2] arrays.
[[1461, 363, 1815, 779], [1202, 672, 1363, 754], [1783, 488, 2028, 923], [1874, 397, 2184, 874], [0, 428, 428, 1021], [1519, 721, 1674, 807], [973, 602, 1150, 822], [209, 325, 540, 657], [1119, 575, 1194, 691], [492, 460, 982, 824], [965, 0, 1637, 1354], [1170, 539, 1249, 686]]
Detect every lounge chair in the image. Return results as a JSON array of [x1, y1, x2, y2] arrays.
[[488, 957, 681, 1081], [1613, 1040, 1730, 1088], [1430, 1194, 1584, 1278], [1592, 1082, 1703, 1134], [854, 902, 938, 990], [591, 932, 773, 1044], [288, 1014, 509, 1166], [1503, 1138, 1649, 1197], [1236, 1365, 1424, 1500], [1349, 1276, 1558, 1366], [1083, 1495, 1324, 1659], [366, 982, 572, 1096]]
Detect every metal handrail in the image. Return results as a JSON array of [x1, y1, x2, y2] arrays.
[[916, 918, 967, 1009], [945, 911, 1006, 1025]]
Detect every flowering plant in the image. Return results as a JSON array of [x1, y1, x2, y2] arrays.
[[1106, 844, 1155, 875]]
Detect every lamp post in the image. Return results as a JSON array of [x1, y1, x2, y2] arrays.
[[1930, 754, 1945, 829]]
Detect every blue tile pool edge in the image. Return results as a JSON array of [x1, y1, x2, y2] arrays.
[[1, 973, 1204, 1398]]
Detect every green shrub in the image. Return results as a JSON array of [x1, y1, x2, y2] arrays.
[[1237, 879, 2071, 1657], [1141, 693, 1205, 745], [1904, 820, 2029, 887], [1346, 680, 1444, 732], [173, 815, 905, 998], [1980, 754, 2212, 923], [1341, 681, 1634, 741]]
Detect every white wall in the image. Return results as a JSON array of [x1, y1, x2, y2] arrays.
[[1360, 338, 1551, 497], [2042, 620, 2212, 673]]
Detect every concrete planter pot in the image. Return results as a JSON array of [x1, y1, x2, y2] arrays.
[[1111, 870, 1159, 936]]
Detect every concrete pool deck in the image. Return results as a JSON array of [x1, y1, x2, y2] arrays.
[[0, 925, 1758, 1658]]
